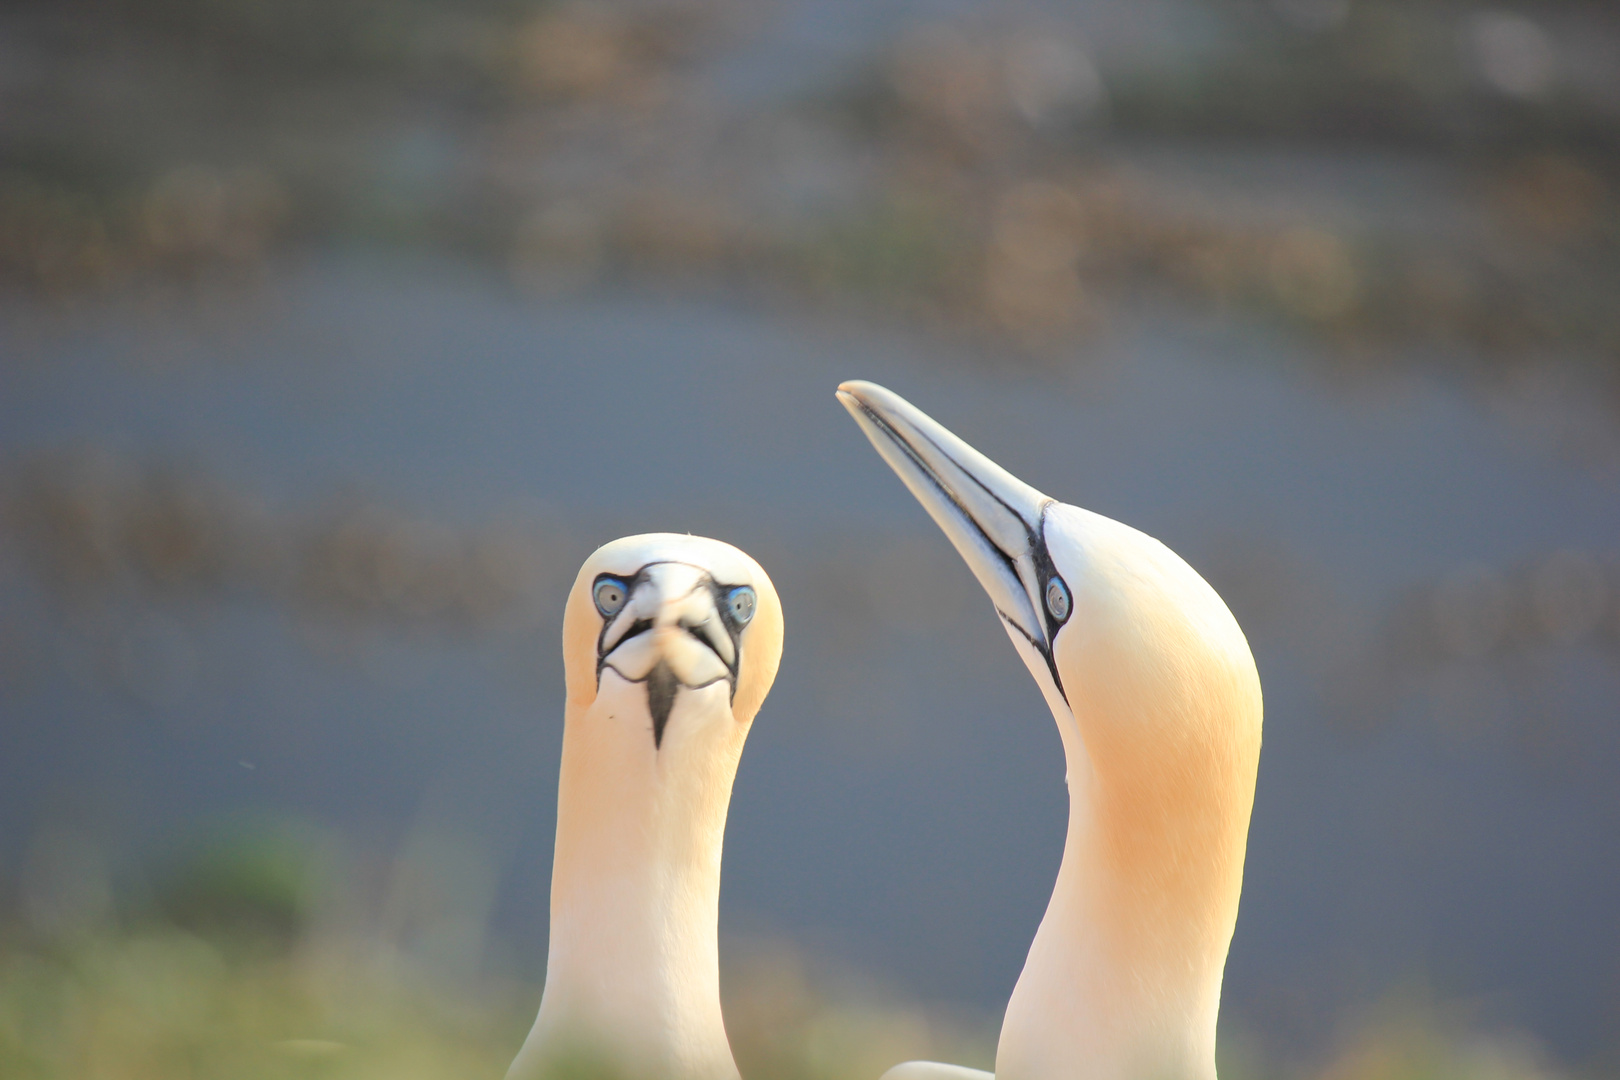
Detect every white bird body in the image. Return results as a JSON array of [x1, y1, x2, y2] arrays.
[[507, 534, 783, 1080], [837, 383, 1262, 1080]]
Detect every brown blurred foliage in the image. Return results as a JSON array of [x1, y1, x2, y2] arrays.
[[1, 0, 1617, 385], [0, 451, 567, 634]]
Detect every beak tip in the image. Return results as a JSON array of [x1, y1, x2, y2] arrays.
[[837, 379, 904, 420]]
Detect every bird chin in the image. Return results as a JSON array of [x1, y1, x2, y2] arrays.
[[600, 647, 732, 749]]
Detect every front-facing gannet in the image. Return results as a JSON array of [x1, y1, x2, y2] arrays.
[[836, 382, 1262, 1080], [507, 533, 784, 1080]]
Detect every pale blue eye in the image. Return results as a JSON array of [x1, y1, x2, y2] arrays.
[[1045, 577, 1071, 621], [726, 586, 756, 625], [594, 578, 629, 616]]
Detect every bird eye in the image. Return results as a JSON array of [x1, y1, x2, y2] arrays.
[[726, 586, 756, 626], [1045, 577, 1071, 622], [593, 577, 629, 617]]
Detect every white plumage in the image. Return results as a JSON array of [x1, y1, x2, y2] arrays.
[[838, 381, 1263, 1080], [507, 533, 783, 1080]]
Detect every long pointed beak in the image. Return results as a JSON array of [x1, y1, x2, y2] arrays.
[[835, 380, 1068, 692]]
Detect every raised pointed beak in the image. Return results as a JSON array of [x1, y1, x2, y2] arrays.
[[836, 380, 1067, 693]]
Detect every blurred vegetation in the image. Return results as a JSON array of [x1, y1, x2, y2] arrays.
[[0, 451, 571, 635], [2, 0, 1618, 388], [824, 4, 1620, 365], [0, 820, 1003, 1080], [0, 823, 1587, 1080], [1114, 1, 1620, 153]]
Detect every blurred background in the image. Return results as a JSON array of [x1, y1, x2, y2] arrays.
[[1, 0, 1618, 1076]]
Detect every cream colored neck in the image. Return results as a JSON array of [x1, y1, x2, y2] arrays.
[[511, 678, 743, 1080], [997, 697, 1251, 1080]]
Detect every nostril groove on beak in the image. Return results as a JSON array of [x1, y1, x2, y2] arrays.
[[601, 616, 655, 658], [683, 619, 728, 663]]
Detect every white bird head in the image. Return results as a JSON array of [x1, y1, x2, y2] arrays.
[[837, 380, 1261, 1080], [562, 532, 784, 751]]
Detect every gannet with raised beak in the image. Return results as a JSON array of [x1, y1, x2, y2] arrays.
[[836, 382, 1262, 1080], [507, 533, 783, 1080]]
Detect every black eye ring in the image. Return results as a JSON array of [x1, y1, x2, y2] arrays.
[[726, 585, 756, 626], [593, 576, 630, 617], [1045, 576, 1071, 622]]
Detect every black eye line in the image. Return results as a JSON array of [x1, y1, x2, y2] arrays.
[[1032, 509, 1070, 702], [593, 570, 645, 669], [708, 580, 750, 700], [593, 563, 748, 703], [854, 399, 1068, 705], [909, 417, 1069, 702], [1034, 506, 1069, 632]]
